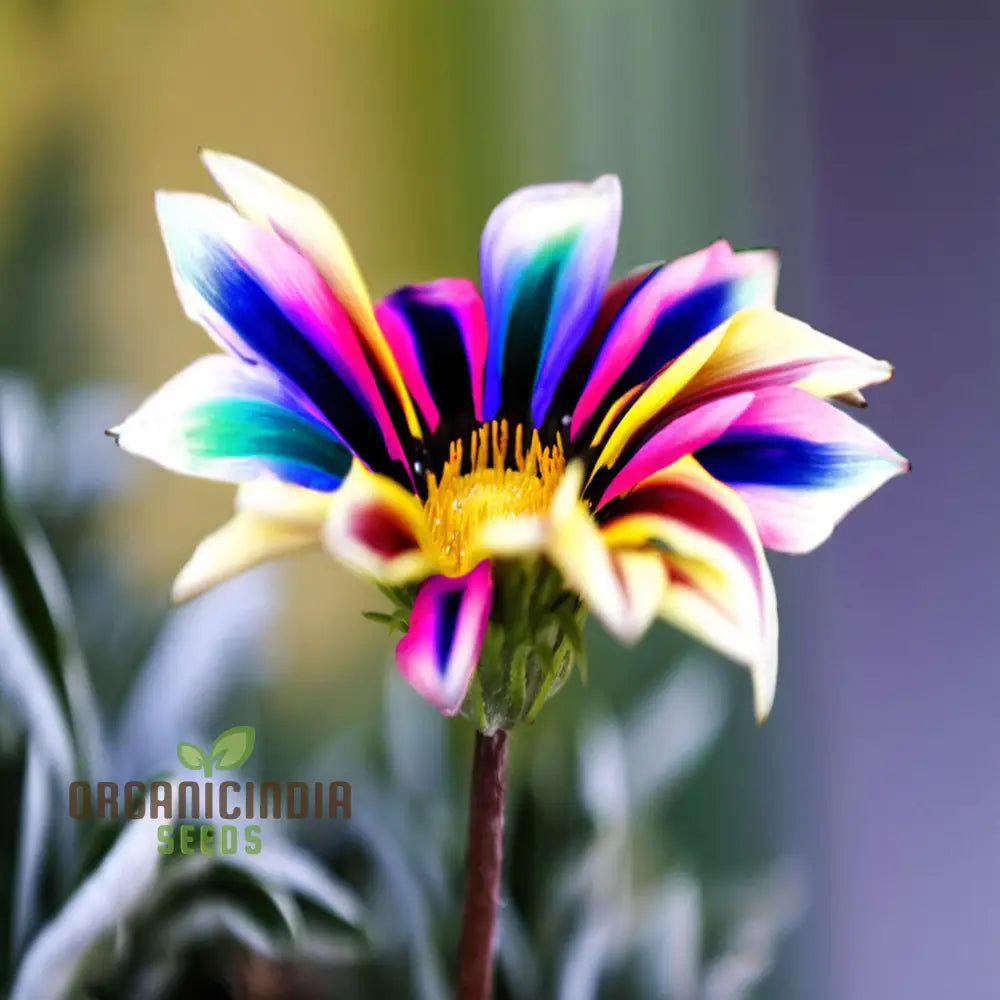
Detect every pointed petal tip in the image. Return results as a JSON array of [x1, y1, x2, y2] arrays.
[[592, 174, 622, 223], [153, 188, 178, 210], [752, 651, 778, 724], [153, 190, 212, 240], [610, 615, 650, 647], [170, 566, 205, 604], [834, 388, 869, 407], [199, 148, 259, 185], [593, 173, 622, 199], [883, 441, 911, 476], [863, 357, 895, 385]]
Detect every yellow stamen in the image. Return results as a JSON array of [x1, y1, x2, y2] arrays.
[[424, 420, 565, 573]]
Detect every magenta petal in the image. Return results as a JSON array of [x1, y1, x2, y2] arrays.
[[375, 278, 488, 433], [395, 561, 493, 715], [597, 392, 754, 507]]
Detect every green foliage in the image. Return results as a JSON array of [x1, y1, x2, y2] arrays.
[[0, 382, 369, 1000]]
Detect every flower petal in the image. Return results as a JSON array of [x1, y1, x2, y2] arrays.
[[695, 387, 909, 552], [673, 306, 894, 409], [480, 176, 622, 426], [322, 461, 432, 584], [155, 191, 409, 481], [545, 262, 661, 422], [593, 391, 754, 508], [598, 457, 778, 720], [110, 355, 350, 490], [659, 554, 776, 713], [589, 322, 729, 459], [173, 478, 332, 601], [375, 279, 488, 434], [583, 320, 735, 499], [395, 561, 493, 715], [172, 505, 329, 605], [201, 150, 423, 441], [545, 464, 668, 642], [235, 476, 337, 525], [571, 241, 778, 441]]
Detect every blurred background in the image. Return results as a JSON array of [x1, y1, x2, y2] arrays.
[[0, 1, 994, 998]]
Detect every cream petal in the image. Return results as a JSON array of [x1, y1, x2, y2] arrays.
[[172, 511, 320, 603]]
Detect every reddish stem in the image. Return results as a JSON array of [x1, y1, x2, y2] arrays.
[[456, 729, 509, 1000]]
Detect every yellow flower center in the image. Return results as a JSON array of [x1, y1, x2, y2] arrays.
[[424, 420, 565, 573]]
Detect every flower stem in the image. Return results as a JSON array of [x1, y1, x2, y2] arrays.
[[456, 728, 508, 1000]]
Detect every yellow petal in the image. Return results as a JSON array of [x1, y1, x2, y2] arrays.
[[590, 324, 727, 473], [674, 306, 893, 408]]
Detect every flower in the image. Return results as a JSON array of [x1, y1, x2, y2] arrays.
[[111, 152, 907, 727]]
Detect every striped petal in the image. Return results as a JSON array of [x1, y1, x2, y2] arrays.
[[396, 561, 493, 715], [322, 462, 432, 584], [597, 457, 778, 720], [544, 464, 669, 642], [593, 391, 754, 508], [588, 322, 729, 465], [480, 176, 622, 426], [110, 355, 350, 491], [571, 241, 778, 441], [375, 279, 488, 434], [695, 387, 909, 553], [545, 262, 661, 423], [583, 319, 736, 501], [673, 306, 894, 409], [155, 192, 409, 481], [201, 150, 423, 440], [173, 480, 333, 602]]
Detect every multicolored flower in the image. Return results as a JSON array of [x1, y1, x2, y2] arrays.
[[111, 152, 907, 726]]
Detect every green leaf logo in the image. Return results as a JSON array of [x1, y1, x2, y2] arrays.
[[209, 725, 256, 772], [176, 742, 205, 771], [176, 725, 255, 777]]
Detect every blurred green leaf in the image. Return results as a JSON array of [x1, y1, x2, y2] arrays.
[[10, 795, 173, 1000]]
